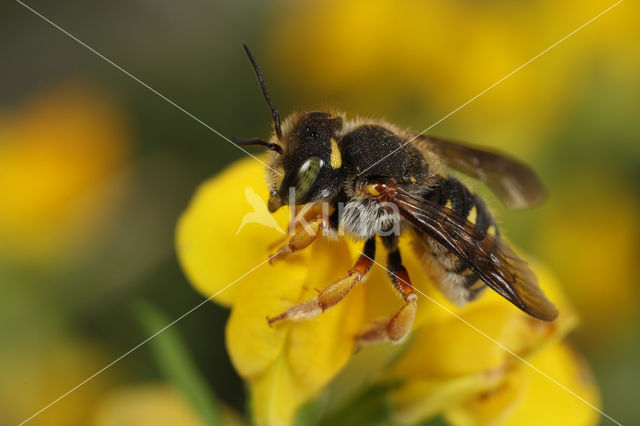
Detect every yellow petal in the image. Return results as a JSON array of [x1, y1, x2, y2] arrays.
[[385, 304, 526, 423], [503, 342, 601, 426], [384, 261, 578, 423], [445, 343, 601, 426], [179, 156, 373, 424], [444, 367, 527, 426], [249, 356, 304, 426], [387, 277, 572, 382], [391, 371, 508, 425], [230, 237, 367, 425], [389, 305, 525, 380], [286, 238, 366, 390], [225, 252, 309, 378], [176, 157, 289, 306]]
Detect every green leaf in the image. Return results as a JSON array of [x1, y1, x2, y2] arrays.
[[317, 383, 397, 426], [315, 381, 450, 426], [135, 301, 223, 426], [416, 414, 450, 426]]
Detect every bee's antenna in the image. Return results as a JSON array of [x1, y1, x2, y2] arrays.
[[233, 137, 283, 154], [243, 44, 283, 140]]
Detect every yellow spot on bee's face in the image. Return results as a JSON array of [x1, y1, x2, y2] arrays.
[[444, 200, 453, 210], [487, 225, 496, 236], [365, 184, 380, 197], [410, 176, 417, 183], [467, 206, 478, 225], [330, 138, 342, 169]]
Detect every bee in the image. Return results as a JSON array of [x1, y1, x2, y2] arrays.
[[235, 45, 557, 344]]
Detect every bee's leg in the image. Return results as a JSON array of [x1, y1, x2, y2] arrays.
[[267, 238, 376, 325], [269, 215, 327, 264], [357, 247, 417, 344]]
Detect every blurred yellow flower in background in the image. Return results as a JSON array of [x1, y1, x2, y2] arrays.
[[0, 339, 112, 426], [177, 157, 600, 425], [267, 0, 640, 154], [534, 175, 640, 345], [92, 384, 205, 426], [92, 384, 246, 426], [0, 85, 131, 262]]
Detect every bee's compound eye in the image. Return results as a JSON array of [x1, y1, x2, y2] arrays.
[[294, 156, 323, 202]]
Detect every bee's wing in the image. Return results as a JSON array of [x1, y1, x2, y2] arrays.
[[412, 135, 546, 210], [394, 187, 558, 321]]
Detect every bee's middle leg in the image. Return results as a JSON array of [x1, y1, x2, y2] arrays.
[[267, 237, 376, 326], [357, 247, 417, 344]]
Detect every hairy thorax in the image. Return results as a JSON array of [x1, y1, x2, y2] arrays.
[[339, 198, 404, 240]]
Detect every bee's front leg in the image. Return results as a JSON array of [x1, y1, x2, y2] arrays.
[[269, 203, 335, 264], [267, 238, 376, 326], [269, 215, 327, 264], [357, 247, 417, 345]]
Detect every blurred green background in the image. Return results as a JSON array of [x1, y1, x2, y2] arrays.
[[1, 0, 638, 424]]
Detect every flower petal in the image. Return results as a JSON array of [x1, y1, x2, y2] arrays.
[[176, 157, 289, 306], [504, 342, 600, 426], [231, 237, 367, 425], [248, 356, 303, 426], [389, 305, 528, 379], [384, 261, 578, 424], [445, 342, 601, 426], [390, 372, 508, 424], [286, 238, 366, 390], [225, 254, 309, 378], [443, 367, 527, 426]]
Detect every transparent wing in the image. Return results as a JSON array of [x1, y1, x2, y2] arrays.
[[395, 186, 557, 321], [413, 135, 546, 210]]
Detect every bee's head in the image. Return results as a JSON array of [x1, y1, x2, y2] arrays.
[[236, 45, 344, 212], [266, 111, 344, 211]]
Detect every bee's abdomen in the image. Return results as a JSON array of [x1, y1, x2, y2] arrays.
[[415, 177, 498, 304], [427, 176, 498, 239]]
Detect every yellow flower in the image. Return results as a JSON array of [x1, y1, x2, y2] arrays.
[[91, 384, 245, 426], [533, 175, 640, 344], [177, 157, 367, 425], [266, 0, 639, 155], [0, 85, 131, 262], [445, 342, 600, 426], [177, 157, 599, 425], [91, 384, 204, 426], [0, 339, 113, 426], [378, 264, 601, 425]]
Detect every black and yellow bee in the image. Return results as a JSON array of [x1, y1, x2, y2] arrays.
[[235, 45, 557, 344]]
